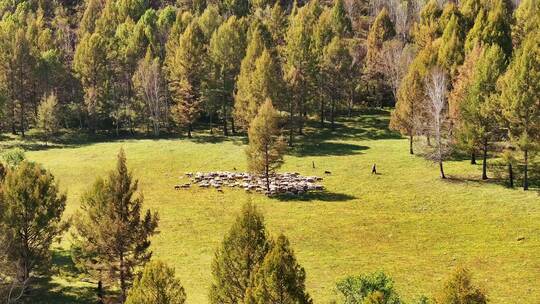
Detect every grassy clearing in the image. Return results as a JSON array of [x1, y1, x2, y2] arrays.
[[6, 112, 539, 303]]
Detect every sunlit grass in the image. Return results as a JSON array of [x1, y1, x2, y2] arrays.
[[10, 112, 539, 303]]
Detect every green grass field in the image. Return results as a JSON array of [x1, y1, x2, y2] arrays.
[[5, 112, 539, 303]]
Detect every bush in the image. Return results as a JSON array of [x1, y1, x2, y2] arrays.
[[336, 271, 401, 304]]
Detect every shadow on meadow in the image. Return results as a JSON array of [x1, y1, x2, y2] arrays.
[[273, 190, 356, 202], [25, 249, 95, 304]]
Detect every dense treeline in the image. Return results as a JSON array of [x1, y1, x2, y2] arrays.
[[0, 0, 537, 187]]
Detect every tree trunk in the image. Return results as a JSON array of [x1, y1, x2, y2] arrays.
[[288, 105, 294, 147], [231, 115, 236, 135], [409, 134, 414, 155], [119, 252, 126, 304], [187, 124, 192, 138], [439, 160, 446, 179], [426, 135, 431, 146], [471, 150, 476, 164], [330, 99, 335, 130], [508, 162, 514, 188], [320, 99, 324, 128], [223, 106, 228, 136], [482, 138, 488, 180], [523, 149, 529, 190]]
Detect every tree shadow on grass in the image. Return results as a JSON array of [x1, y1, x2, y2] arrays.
[[290, 141, 369, 157], [272, 190, 356, 202], [25, 249, 95, 304]]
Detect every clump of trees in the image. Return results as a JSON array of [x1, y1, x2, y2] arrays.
[[387, 0, 539, 189], [210, 202, 312, 304]]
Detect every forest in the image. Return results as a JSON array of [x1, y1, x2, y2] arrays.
[[0, 0, 539, 303]]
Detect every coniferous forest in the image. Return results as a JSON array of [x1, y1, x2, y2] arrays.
[[0, 0, 539, 303]]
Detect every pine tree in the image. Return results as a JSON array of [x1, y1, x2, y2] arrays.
[[0, 161, 67, 299], [197, 5, 223, 42], [165, 21, 206, 138], [498, 32, 540, 190], [411, 0, 442, 48], [209, 16, 247, 135], [246, 99, 286, 191], [209, 202, 271, 304], [460, 0, 482, 29], [72, 149, 159, 303], [458, 45, 506, 180], [435, 267, 487, 304], [245, 234, 312, 304], [37, 92, 61, 145], [125, 260, 187, 304], [79, 0, 103, 36]]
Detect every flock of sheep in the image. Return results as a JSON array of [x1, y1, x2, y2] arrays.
[[175, 171, 325, 196]]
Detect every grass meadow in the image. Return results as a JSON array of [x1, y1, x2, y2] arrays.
[[3, 112, 539, 303]]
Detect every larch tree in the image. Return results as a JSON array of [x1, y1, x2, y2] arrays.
[[425, 67, 450, 179], [209, 202, 271, 304], [73, 32, 109, 133], [37, 92, 61, 146], [0, 161, 67, 302], [165, 21, 206, 138], [72, 149, 159, 303], [331, 0, 352, 38], [245, 234, 312, 304], [283, 3, 319, 144], [512, 0, 540, 47], [235, 49, 282, 129], [322, 36, 353, 129], [209, 16, 247, 135], [133, 50, 166, 137], [390, 69, 424, 155], [458, 45, 506, 180], [437, 15, 465, 79], [365, 7, 395, 71], [448, 46, 483, 164], [246, 99, 286, 192], [234, 28, 267, 129], [125, 260, 187, 304], [498, 32, 540, 190]]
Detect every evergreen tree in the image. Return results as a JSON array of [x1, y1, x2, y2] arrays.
[[125, 260, 187, 304], [336, 271, 401, 304], [198, 5, 223, 42], [72, 149, 159, 303], [222, 0, 251, 17], [165, 21, 206, 138], [458, 45, 506, 180], [79, 0, 102, 36], [37, 92, 61, 145], [0, 161, 67, 299], [209, 202, 271, 304], [245, 234, 312, 304], [209, 16, 247, 135], [246, 99, 286, 191], [435, 267, 487, 304], [498, 32, 540, 190], [460, 0, 482, 29], [411, 0, 442, 48]]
